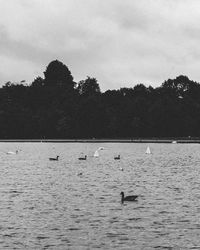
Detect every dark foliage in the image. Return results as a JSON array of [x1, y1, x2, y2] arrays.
[[43, 60, 75, 89], [77, 77, 100, 96], [1, 60, 200, 139]]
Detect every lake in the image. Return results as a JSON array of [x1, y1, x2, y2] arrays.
[[0, 142, 200, 249]]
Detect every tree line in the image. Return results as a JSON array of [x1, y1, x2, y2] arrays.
[[0, 59, 200, 139]]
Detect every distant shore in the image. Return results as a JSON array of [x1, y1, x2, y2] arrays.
[[0, 139, 199, 143]]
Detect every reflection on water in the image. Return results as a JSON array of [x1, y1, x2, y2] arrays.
[[0, 142, 200, 249]]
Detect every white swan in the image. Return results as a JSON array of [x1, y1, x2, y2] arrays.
[[6, 150, 18, 155], [98, 147, 105, 150], [94, 150, 99, 157]]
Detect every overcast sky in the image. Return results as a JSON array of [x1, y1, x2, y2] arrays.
[[0, 0, 200, 90]]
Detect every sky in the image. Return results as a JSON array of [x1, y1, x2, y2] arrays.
[[0, 0, 200, 91]]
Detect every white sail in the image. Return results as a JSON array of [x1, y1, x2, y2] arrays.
[[145, 146, 151, 154], [94, 150, 99, 157]]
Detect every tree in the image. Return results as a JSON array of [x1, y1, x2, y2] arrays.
[[133, 84, 148, 96], [77, 76, 100, 96], [31, 77, 44, 87], [162, 75, 198, 98], [43, 60, 75, 88]]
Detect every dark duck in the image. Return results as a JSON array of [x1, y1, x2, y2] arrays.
[[120, 192, 138, 203], [114, 155, 120, 160], [78, 155, 87, 160], [49, 156, 59, 161]]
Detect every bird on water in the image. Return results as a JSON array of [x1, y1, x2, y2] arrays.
[[6, 150, 19, 155], [114, 155, 120, 160], [49, 156, 59, 161], [78, 155, 87, 160], [120, 192, 138, 203], [77, 172, 83, 176]]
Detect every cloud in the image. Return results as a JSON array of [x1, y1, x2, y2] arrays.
[[0, 0, 200, 90]]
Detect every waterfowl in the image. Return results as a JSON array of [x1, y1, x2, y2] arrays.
[[78, 155, 87, 160], [98, 147, 105, 150], [49, 156, 59, 161], [120, 192, 138, 203], [94, 150, 99, 157], [77, 172, 83, 176], [114, 155, 120, 160], [6, 150, 18, 155]]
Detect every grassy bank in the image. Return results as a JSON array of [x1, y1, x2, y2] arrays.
[[0, 139, 199, 143]]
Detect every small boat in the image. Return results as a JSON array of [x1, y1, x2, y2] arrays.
[[120, 191, 138, 203], [145, 146, 151, 154], [78, 155, 87, 160], [94, 150, 99, 157], [172, 141, 177, 144], [114, 155, 120, 160], [49, 156, 59, 161]]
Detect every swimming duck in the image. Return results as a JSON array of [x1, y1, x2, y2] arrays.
[[114, 155, 120, 160], [78, 155, 87, 160], [49, 156, 59, 161], [77, 172, 83, 176], [120, 192, 138, 203]]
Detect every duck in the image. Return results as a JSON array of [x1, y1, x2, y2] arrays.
[[120, 192, 138, 203], [114, 155, 120, 160], [77, 172, 83, 176], [49, 156, 59, 161], [78, 155, 87, 160]]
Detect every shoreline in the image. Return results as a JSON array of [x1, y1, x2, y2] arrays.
[[0, 139, 199, 143]]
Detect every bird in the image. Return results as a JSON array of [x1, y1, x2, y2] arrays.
[[120, 192, 138, 203], [6, 150, 18, 155], [49, 156, 59, 161], [98, 147, 105, 150], [114, 155, 120, 160], [77, 172, 83, 176], [93, 150, 99, 157], [78, 155, 87, 160]]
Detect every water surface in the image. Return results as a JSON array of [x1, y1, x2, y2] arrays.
[[0, 142, 200, 249]]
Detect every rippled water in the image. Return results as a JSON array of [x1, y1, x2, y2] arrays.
[[0, 142, 200, 249]]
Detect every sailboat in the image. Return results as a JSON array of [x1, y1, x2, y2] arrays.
[[94, 150, 99, 157], [145, 146, 151, 154]]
